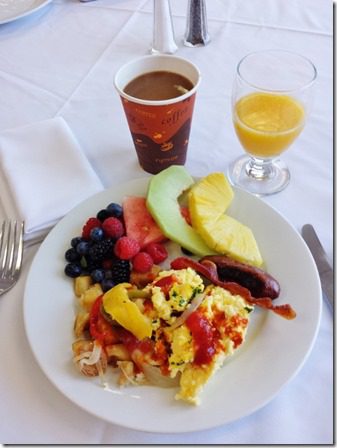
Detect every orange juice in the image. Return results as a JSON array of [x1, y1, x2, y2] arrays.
[[233, 92, 305, 158]]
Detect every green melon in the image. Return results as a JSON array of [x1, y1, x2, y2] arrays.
[[146, 166, 214, 256], [123, 196, 166, 249]]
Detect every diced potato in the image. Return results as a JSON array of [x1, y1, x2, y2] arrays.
[[74, 275, 93, 297], [73, 311, 90, 337], [79, 283, 103, 311], [105, 344, 131, 362], [72, 339, 93, 355]]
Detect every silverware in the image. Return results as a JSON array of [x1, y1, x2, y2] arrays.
[[0, 220, 24, 296], [301, 224, 333, 311]]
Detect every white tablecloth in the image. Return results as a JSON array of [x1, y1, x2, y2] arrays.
[[0, 0, 333, 444]]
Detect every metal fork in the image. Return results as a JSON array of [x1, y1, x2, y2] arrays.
[[0, 220, 24, 296]]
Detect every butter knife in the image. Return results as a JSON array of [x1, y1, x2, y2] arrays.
[[301, 224, 333, 311]]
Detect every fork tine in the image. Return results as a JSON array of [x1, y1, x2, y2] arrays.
[[0, 221, 10, 276], [0, 221, 5, 267], [6, 221, 16, 274], [0, 220, 24, 295], [0, 220, 24, 278], [12, 221, 24, 275]]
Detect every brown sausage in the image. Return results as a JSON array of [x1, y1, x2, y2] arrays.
[[200, 255, 280, 299]]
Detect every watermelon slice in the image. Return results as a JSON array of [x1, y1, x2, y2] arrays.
[[123, 196, 167, 249]]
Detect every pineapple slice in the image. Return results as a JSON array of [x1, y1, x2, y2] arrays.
[[188, 172, 263, 267], [188, 172, 234, 227], [197, 214, 263, 267]]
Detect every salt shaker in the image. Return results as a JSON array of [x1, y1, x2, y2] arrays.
[[184, 0, 210, 47], [151, 0, 178, 54]]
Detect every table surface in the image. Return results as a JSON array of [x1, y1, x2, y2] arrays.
[[0, 0, 333, 444]]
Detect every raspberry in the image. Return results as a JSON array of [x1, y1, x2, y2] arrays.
[[102, 217, 124, 239], [132, 252, 154, 273], [114, 236, 140, 260], [144, 242, 168, 264], [82, 217, 102, 240]]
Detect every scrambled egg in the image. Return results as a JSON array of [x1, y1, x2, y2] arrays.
[[144, 269, 254, 405], [147, 268, 204, 325]]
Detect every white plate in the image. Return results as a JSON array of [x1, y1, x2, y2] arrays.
[[0, 0, 52, 25], [23, 178, 321, 433]]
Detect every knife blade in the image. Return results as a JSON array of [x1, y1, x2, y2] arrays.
[[301, 224, 333, 311]]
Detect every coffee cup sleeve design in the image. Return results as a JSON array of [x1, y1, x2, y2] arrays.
[[121, 95, 196, 174]]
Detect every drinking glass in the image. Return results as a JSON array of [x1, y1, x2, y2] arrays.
[[228, 50, 317, 195]]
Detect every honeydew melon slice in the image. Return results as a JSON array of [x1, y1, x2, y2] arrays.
[[146, 166, 214, 257]]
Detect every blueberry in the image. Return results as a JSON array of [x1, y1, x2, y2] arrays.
[[91, 268, 105, 283], [71, 236, 83, 248], [65, 263, 82, 278], [97, 209, 110, 222], [90, 227, 104, 242], [65, 247, 80, 262], [76, 241, 90, 255], [106, 202, 123, 218], [101, 278, 115, 292]]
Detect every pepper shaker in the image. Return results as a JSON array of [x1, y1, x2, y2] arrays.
[[184, 0, 210, 47], [151, 0, 178, 54]]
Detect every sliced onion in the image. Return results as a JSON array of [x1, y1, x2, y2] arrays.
[[73, 351, 92, 363], [142, 363, 180, 388], [118, 361, 139, 386], [96, 360, 107, 387], [74, 341, 102, 367], [169, 292, 206, 330]]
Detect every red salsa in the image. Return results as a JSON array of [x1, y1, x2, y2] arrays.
[[186, 311, 218, 366]]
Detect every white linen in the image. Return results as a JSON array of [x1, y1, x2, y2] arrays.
[[0, 117, 103, 242], [0, 0, 332, 444]]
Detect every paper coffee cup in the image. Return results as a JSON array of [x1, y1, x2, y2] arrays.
[[114, 55, 201, 174]]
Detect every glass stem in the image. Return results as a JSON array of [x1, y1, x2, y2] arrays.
[[245, 157, 275, 180]]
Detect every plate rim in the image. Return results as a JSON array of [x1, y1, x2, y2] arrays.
[[23, 176, 322, 433], [0, 0, 52, 25]]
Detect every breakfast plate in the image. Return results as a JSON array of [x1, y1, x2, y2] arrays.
[[23, 177, 321, 433], [0, 0, 52, 25]]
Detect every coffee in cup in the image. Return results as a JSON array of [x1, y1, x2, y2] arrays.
[[114, 55, 201, 174]]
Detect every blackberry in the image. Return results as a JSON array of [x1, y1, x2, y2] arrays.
[[89, 238, 115, 262], [80, 255, 101, 273], [111, 259, 130, 284]]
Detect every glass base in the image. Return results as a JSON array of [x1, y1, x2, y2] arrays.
[[227, 155, 290, 196]]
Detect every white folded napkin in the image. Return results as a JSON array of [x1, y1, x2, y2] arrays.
[[0, 117, 104, 242]]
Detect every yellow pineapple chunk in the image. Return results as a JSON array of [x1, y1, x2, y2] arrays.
[[188, 172, 263, 267], [189, 172, 234, 221], [198, 214, 263, 267]]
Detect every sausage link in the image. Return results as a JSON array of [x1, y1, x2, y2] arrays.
[[200, 255, 280, 299]]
